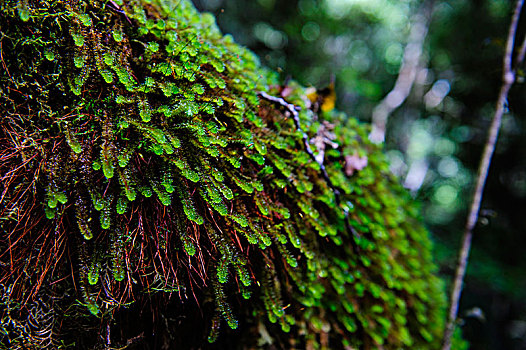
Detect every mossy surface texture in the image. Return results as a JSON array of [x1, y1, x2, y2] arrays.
[[0, 1, 445, 349]]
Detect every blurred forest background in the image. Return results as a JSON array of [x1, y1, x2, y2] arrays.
[[190, 0, 526, 349]]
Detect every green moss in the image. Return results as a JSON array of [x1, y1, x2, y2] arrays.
[[0, 1, 447, 349]]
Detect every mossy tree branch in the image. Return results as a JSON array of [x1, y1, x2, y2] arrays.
[[1, 1, 446, 349]]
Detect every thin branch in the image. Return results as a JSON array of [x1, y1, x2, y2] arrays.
[[257, 91, 361, 253], [369, 0, 434, 143], [441, 1, 524, 349], [515, 34, 526, 68]]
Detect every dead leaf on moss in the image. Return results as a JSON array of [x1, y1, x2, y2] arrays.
[[345, 153, 368, 176]]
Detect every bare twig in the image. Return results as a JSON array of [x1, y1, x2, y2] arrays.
[[369, 0, 434, 143], [515, 34, 526, 69], [257, 91, 361, 253], [441, 1, 525, 349]]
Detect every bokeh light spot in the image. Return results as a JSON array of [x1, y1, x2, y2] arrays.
[[437, 157, 459, 178], [433, 184, 458, 206], [302, 21, 321, 42]]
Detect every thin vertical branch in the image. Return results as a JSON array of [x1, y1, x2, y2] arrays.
[[515, 34, 526, 66], [441, 1, 524, 349]]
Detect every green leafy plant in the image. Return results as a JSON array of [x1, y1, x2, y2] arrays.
[[0, 1, 446, 348]]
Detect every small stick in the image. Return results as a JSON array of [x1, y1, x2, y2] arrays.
[[257, 91, 360, 253], [441, 1, 525, 349]]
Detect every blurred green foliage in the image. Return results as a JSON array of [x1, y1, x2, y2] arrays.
[[193, 0, 526, 348]]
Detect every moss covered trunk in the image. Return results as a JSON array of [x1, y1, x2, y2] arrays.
[[1, 1, 445, 349]]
